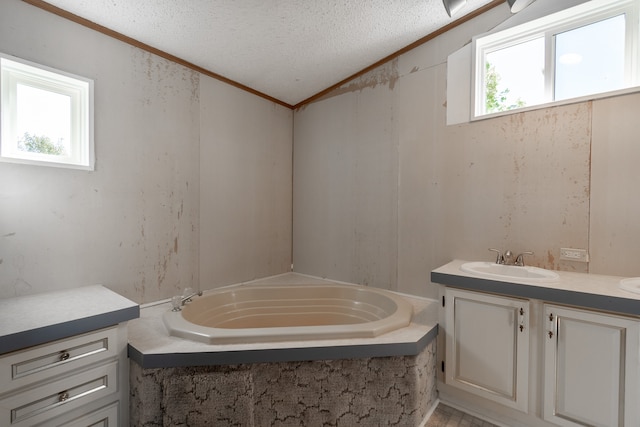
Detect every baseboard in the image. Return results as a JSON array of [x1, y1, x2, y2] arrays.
[[418, 398, 441, 427]]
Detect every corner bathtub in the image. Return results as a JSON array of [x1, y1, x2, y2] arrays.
[[162, 283, 413, 344]]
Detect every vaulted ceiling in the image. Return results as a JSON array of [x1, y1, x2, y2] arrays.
[[29, 0, 503, 108]]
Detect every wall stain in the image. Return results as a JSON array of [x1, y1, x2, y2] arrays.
[[312, 58, 399, 104], [157, 252, 169, 290], [189, 71, 200, 103], [133, 49, 199, 109], [547, 250, 555, 267], [513, 157, 520, 175]]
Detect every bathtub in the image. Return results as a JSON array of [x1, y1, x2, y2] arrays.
[[162, 283, 413, 344]]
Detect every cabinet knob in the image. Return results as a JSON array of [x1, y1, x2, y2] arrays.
[[59, 351, 70, 361], [548, 331, 554, 339], [59, 391, 70, 402], [548, 313, 554, 321], [519, 325, 524, 332]]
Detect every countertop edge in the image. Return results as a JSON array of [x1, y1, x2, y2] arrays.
[[128, 324, 438, 369], [0, 305, 140, 355], [431, 270, 640, 317]]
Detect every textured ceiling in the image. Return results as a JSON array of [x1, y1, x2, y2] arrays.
[[39, 0, 499, 106]]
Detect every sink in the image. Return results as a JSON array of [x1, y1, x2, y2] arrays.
[[461, 261, 559, 282], [619, 278, 640, 294]]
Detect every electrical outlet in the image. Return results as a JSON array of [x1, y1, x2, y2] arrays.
[[560, 248, 589, 262]]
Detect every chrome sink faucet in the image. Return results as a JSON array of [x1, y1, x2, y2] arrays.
[[488, 248, 504, 264], [488, 248, 534, 266], [504, 250, 514, 265], [515, 251, 534, 266]]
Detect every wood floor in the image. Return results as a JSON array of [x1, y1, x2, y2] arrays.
[[425, 403, 499, 427]]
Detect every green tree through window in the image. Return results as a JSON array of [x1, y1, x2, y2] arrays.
[[485, 62, 526, 114], [17, 132, 66, 156]]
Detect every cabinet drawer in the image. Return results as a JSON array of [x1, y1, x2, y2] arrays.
[[0, 327, 118, 394], [0, 360, 118, 426], [51, 402, 119, 427]]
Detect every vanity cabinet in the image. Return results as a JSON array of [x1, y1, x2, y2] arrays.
[[433, 260, 640, 426], [543, 304, 640, 427], [0, 325, 127, 426], [444, 288, 530, 412]]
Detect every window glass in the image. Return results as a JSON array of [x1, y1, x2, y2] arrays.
[[0, 54, 93, 170], [485, 37, 545, 114], [554, 14, 626, 100], [16, 83, 72, 157], [472, 0, 638, 119]]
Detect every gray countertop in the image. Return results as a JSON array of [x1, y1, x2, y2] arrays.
[[432, 260, 640, 316], [0, 285, 139, 355]]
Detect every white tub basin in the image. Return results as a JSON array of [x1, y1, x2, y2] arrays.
[[163, 283, 413, 344], [461, 261, 559, 283]]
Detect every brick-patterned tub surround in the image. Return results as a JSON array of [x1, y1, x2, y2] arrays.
[[130, 339, 437, 426], [128, 274, 439, 426]]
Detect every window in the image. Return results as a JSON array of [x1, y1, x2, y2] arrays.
[[1, 53, 94, 169], [473, 0, 639, 118]]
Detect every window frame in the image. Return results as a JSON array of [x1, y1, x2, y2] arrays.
[[471, 0, 640, 120], [0, 53, 94, 170]]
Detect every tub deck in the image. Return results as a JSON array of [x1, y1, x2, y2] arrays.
[[128, 273, 438, 368]]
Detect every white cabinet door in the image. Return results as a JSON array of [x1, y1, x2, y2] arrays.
[[543, 304, 640, 427], [444, 288, 529, 412]]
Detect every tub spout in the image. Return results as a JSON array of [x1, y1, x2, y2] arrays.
[[181, 290, 202, 305], [171, 290, 202, 311]]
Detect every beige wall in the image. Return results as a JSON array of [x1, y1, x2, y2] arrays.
[[590, 94, 640, 276], [1, 0, 638, 304], [293, 7, 640, 298], [0, 0, 293, 303], [199, 78, 292, 288], [293, 66, 398, 288]]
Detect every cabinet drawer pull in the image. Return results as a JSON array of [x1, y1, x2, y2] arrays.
[[548, 331, 554, 339], [2, 328, 117, 392], [58, 391, 70, 402], [519, 325, 524, 332], [549, 313, 554, 321]]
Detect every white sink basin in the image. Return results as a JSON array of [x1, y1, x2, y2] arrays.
[[461, 261, 559, 283], [620, 278, 640, 294]]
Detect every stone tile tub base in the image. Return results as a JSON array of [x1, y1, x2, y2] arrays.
[[130, 339, 437, 426]]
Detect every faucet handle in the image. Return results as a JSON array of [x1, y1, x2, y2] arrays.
[[504, 250, 514, 264], [515, 251, 534, 266], [488, 248, 504, 264]]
